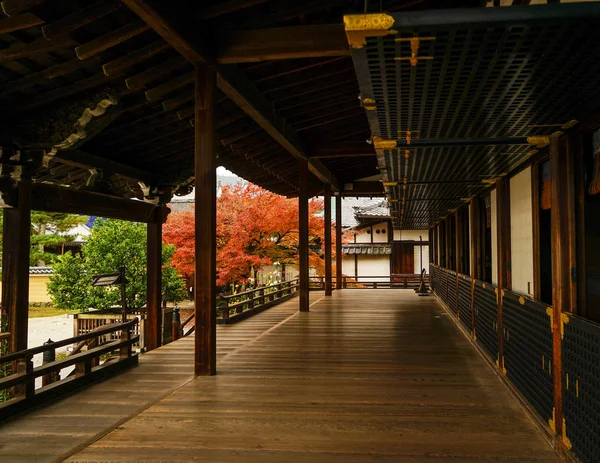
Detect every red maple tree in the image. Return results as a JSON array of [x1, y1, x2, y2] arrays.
[[163, 183, 337, 287]]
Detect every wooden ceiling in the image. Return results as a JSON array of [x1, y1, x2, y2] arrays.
[[3, 0, 598, 227], [347, 2, 600, 228]]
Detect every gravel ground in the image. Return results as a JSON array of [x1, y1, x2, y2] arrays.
[[28, 314, 75, 386]]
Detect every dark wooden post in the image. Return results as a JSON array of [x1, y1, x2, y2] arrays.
[[2, 181, 32, 353], [146, 210, 162, 351], [335, 194, 342, 290], [470, 198, 480, 280], [298, 158, 310, 312], [194, 64, 217, 376], [496, 178, 511, 290], [445, 218, 452, 270], [324, 185, 332, 296], [549, 134, 574, 441], [495, 177, 511, 374], [455, 210, 462, 274]]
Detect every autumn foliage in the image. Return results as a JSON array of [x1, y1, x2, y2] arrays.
[[163, 183, 332, 287]]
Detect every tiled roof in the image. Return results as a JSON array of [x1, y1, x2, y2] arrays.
[[30, 267, 53, 275], [340, 198, 390, 228], [342, 244, 392, 255], [355, 200, 391, 219]]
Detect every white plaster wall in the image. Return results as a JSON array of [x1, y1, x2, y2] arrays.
[[358, 255, 390, 277], [372, 222, 390, 243], [414, 246, 430, 274], [510, 167, 534, 295], [342, 256, 356, 277], [491, 190, 498, 285], [393, 229, 428, 241], [355, 227, 371, 243]]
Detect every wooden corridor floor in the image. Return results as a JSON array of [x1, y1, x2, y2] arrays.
[[2, 290, 560, 462]]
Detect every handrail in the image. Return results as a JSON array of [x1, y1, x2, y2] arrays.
[[0, 320, 139, 419], [0, 319, 137, 364], [221, 278, 299, 301]]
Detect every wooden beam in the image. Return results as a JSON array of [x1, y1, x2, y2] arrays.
[[194, 64, 217, 376], [309, 142, 375, 158], [30, 183, 165, 223], [102, 40, 169, 76], [146, 210, 162, 351], [324, 185, 332, 296], [0, 12, 42, 33], [75, 20, 150, 60], [299, 158, 309, 312], [0, 57, 101, 97], [341, 181, 385, 196], [336, 194, 342, 290], [198, 0, 268, 20], [146, 72, 194, 101], [1, 0, 49, 17], [0, 35, 75, 61], [121, 0, 213, 64], [52, 150, 160, 185], [42, 0, 121, 40], [125, 56, 187, 90], [216, 66, 340, 191], [2, 182, 31, 353], [121, 0, 340, 191], [214, 25, 349, 63]]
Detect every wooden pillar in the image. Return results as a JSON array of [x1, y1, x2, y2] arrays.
[[531, 164, 542, 301], [455, 210, 462, 274], [496, 177, 511, 290], [549, 134, 572, 439], [428, 228, 434, 264], [146, 211, 162, 351], [445, 218, 452, 269], [495, 177, 511, 373], [572, 132, 587, 317], [470, 199, 480, 280], [298, 158, 309, 312], [2, 182, 31, 353], [335, 195, 342, 290], [194, 64, 217, 376], [324, 185, 332, 296]]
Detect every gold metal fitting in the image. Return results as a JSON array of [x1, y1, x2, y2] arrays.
[[382, 181, 398, 187], [362, 97, 376, 111], [373, 136, 397, 150], [395, 36, 435, 66], [527, 136, 550, 148], [344, 14, 396, 49]]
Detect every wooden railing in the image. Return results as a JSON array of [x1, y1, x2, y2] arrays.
[[176, 280, 300, 337], [309, 274, 429, 289], [220, 279, 299, 320], [0, 320, 139, 421]]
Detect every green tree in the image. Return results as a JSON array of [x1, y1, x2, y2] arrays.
[[30, 212, 88, 266], [48, 219, 186, 311]]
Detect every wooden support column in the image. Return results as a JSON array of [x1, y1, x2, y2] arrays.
[[470, 198, 480, 280], [324, 185, 332, 296], [430, 227, 434, 265], [572, 131, 587, 318], [496, 178, 511, 289], [496, 177, 511, 373], [549, 134, 572, 439], [455, 210, 463, 274], [335, 194, 342, 290], [445, 218, 452, 269], [298, 158, 309, 312], [146, 210, 162, 351], [532, 164, 542, 301], [2, 182, 31, 353], [194, 64, 217, 376]]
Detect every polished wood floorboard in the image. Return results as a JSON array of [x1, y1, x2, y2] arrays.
[[62, 290, 559, 463], [0, 294, 311, 463]]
